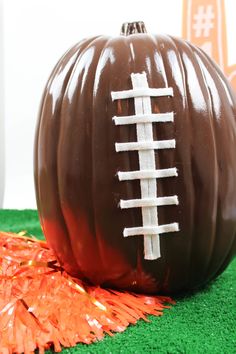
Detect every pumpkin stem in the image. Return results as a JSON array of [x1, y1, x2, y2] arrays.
[[120, 21, 147, 36]]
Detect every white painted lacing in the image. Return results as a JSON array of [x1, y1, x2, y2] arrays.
[[111, 87, 173, 100], [113, 112, 174, 125], [115, 139, 176, 152], [111, 72, 179, 260]]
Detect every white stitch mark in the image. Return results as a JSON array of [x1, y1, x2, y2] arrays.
[[115, 139, 176, 152], [113, 112, 174, 125], [118, 168, 178, 181], [120, 196, 179, 209], [112, 72, 179, 260], [123, 223, 179, 237], [111, 87, 173, 101]]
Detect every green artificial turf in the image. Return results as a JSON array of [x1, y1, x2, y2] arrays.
[[0, 209, 236, 354]]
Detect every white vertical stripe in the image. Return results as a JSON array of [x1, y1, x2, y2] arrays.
[[131, 73, 160, 260]]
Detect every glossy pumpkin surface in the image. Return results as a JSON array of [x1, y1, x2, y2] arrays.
[[34, 22, 236, 294]]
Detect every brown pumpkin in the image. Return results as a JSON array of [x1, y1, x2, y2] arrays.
[[34, 22, 236, 294]]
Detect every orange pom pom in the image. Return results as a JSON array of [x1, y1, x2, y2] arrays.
[[0, 231, 173, 353]]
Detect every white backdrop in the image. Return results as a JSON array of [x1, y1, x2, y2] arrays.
[[1, 0, 236, 209]]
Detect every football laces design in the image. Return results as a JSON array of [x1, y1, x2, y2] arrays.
[[111, 72, 179, 260]]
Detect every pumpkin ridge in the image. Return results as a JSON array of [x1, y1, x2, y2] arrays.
[[125, 36, 143, 281], [39, 39, 96, 274], [57, 36, 110, 277], [90, 37, 115, 273], [34, 43, 79, 216], [173, 40, 209, 288], [193, 44, 236, 283], [56, 38, 100, 273], [35, 43, 82, 267], [125, 35, 140, 236], [183, 40, 219, 287], [162, 35, 196, 290], [189, 43, 219, 284]]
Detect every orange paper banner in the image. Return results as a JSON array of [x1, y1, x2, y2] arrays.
[[182, 0, 236, 91]]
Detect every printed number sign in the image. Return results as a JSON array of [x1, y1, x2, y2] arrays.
[[182, 0, 236, 91]]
